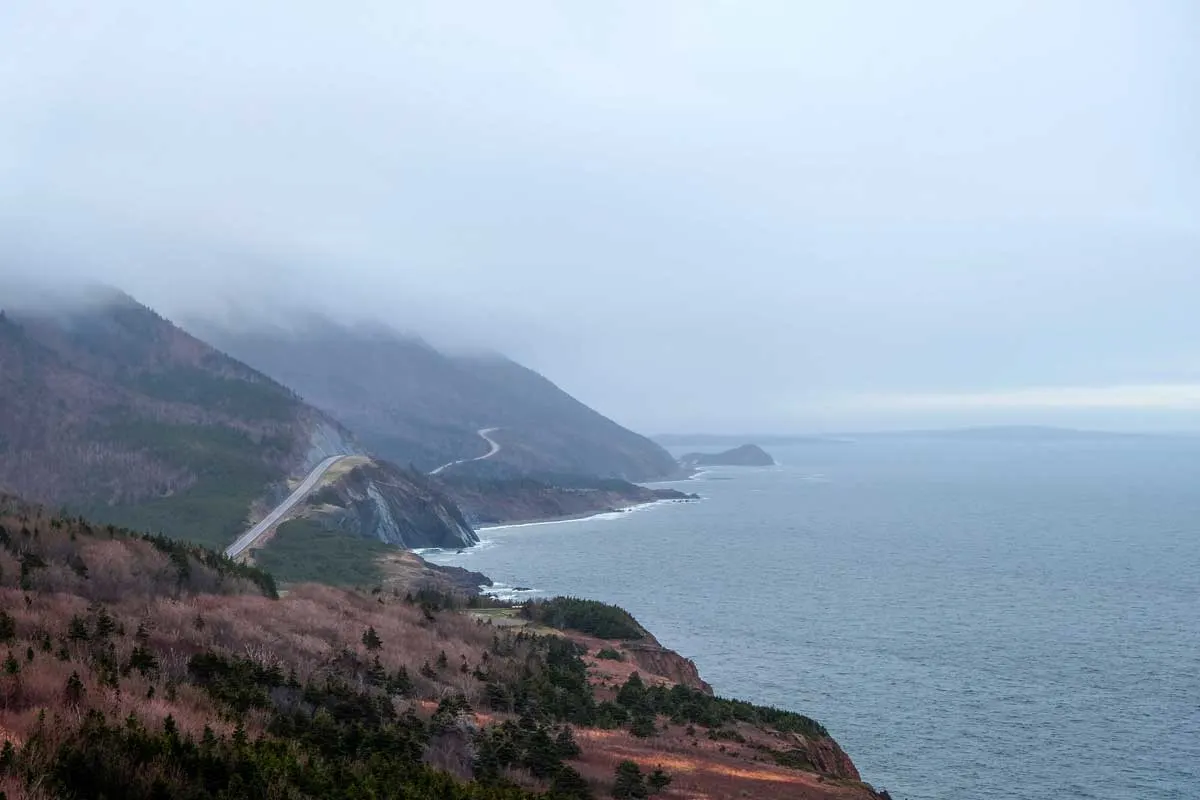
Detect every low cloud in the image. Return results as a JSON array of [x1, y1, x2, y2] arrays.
[[2, 2, 1198, 432]]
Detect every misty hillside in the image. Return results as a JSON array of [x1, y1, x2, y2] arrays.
[[200, 319, 681, 481], [0, 291, 472, 552]]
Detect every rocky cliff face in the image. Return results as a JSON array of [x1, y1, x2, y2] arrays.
[[623, 640, 713, 694], [788, 731, 862, 782], [301, 416, 365, 469], [306, 460, 477, 550]]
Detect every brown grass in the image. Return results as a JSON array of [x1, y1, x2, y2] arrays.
[[0, 498, 879, 800]]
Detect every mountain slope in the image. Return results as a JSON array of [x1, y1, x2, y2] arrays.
[[200, 318, 680, 481], [0, 291, 473, 552]]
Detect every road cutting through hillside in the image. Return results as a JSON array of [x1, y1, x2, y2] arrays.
[[429, 427, 502, 475], [225, 455, 353, 558]]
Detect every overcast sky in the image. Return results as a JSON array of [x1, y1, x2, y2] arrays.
[[2, 2, 1198, 433]]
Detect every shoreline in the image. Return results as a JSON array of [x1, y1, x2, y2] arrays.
[[415, 496, 699, 561], [476, 496, 690, 532]]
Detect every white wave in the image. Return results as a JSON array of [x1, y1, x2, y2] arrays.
[[476, 499, 671, 532], [482, 583, 545, 600]]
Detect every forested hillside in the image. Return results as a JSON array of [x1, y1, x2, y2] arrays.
[[199, 318, 681, 481], [0, 291, 336, 548], [0, 495, 882, 800]]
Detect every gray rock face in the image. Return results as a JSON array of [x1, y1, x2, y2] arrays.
[[314, 459, 478, 550], [302, 416, 366, 470]]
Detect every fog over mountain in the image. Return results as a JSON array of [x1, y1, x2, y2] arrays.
[[3, 2, 1198, 433]]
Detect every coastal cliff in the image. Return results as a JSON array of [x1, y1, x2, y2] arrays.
[[300, 458, 478, 549], [439, 470, 696, 526], [500, 597, 883, 798]]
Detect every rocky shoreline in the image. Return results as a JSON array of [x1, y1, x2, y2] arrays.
[[440, 472, 697, 528]]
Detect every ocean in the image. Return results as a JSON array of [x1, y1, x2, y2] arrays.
[[423, 436, 1200, 799]]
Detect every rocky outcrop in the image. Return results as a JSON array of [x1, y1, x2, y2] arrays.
[[786, 732, 862, 781], [308, 460, 478, 549], [680, 443, 775, 467], [301, 415, 365, 469], [623, 640, 713, 694]]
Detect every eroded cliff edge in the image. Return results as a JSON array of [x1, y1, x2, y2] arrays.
[[295, 457, 478, 549]]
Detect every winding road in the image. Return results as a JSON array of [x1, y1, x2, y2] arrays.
[[430, 427, 502, 475], [224, 455, 351, 558], [228, 427, 502, 559]]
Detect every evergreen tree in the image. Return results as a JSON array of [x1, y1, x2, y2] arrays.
[[92, 605, 117, 639], [67, 615, 89, 642], [63, 670, 85, 707], [368, 655, 387, 685], [612, 760, 648, 799], [647, 767, 672, 795], [200, 725, 217, 750], [127, 643, 159, 677], [0, 611, 14, 643], [555, 726, 582, 759], [551, 765, 592, 800], [362, 626, 382, 651], [630, 712, 656, 738], [617, 673, 647, 711], [389, 665, 413, 696], [232, 721, 248, 749]]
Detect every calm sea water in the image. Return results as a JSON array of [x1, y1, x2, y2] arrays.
[[424, 437, 1200, 799]]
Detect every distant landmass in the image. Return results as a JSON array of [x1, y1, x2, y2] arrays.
[[846, 425, 1154, 441], [656, 433, 846, 446], [658, 426, 1155, 447], [680, 444, 776, 467]]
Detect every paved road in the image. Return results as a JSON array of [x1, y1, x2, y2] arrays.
[[430, 427, 502, 475], [225, 455, 350, 558], [228, 426, 500, 558]]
